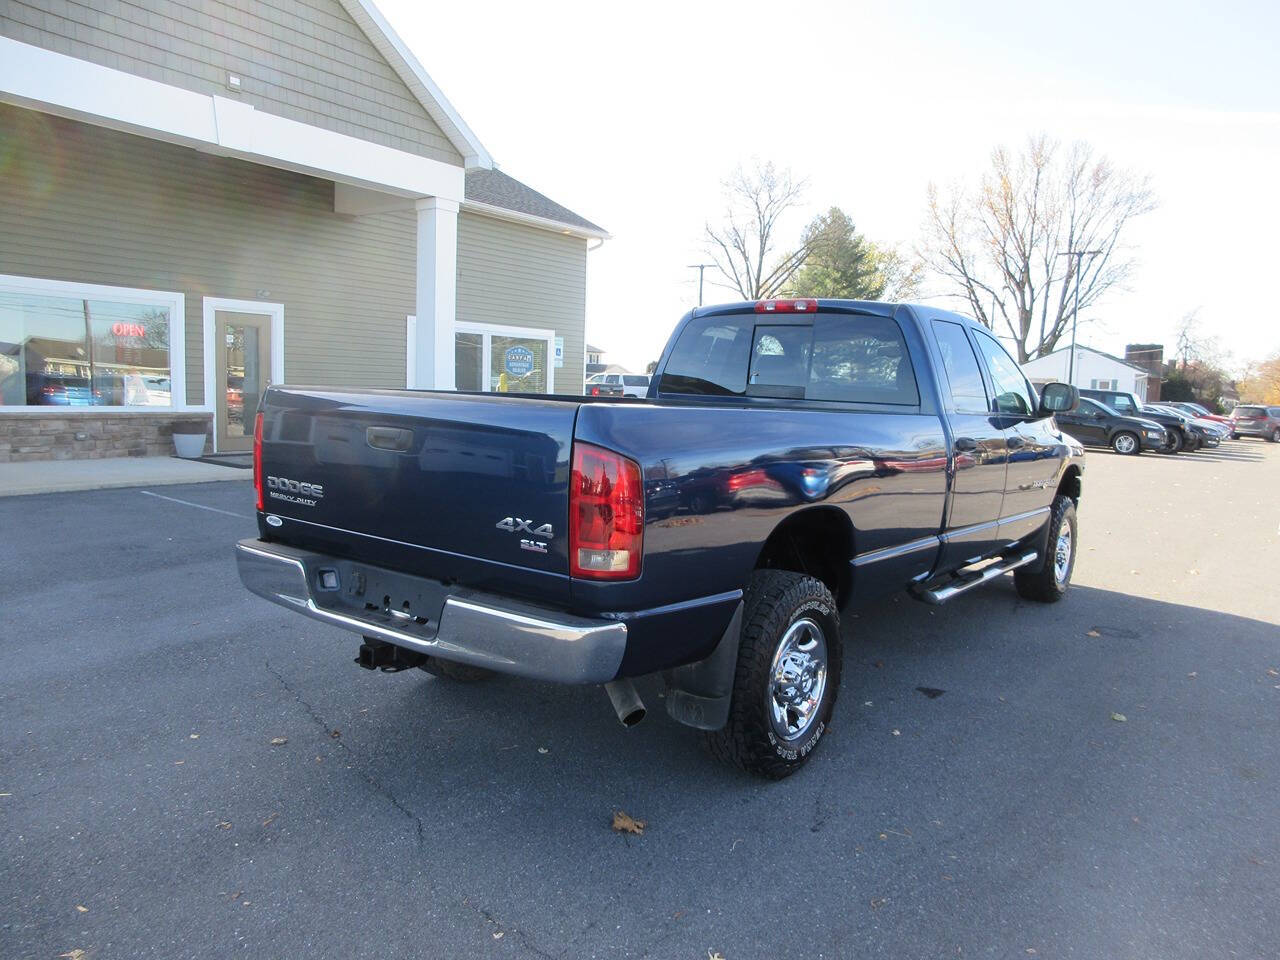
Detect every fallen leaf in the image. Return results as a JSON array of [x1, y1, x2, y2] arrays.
[[1268, 668, 1279, 677], [708, 952, 725, 960], [1086, 629, 1101, 637], [1026, 950, 1038, 956], [269, 737, 288, 746], [189, 734, 199, 740], [330, 730, 341, 739], [216, 821, 231, 830], [870, 897, 887, 909], [492, 932, 504, 941], [262, 813, 277, 827], [873, 660, 884, 669], [1187, 672, 1197, 678], [75, 905, 88, 913], [611, 810, 646, 835], [892, 729, 901, 736], [59, 952, 86, 960], [537, 747, 549, 754], [1111, 713, 1127, 723]]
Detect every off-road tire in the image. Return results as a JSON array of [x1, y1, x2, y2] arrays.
[[419, 657, 496, 682], [1110, 431, 1139, 455], [1014, 494, 1077, 603], [705, 570, 842, 780]]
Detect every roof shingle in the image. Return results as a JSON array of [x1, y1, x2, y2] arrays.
[[465, 168, 607, 237]]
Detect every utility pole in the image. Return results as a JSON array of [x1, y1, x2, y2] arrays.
[[1056, 249, 1102, 384], [687, 263, 714, 306]]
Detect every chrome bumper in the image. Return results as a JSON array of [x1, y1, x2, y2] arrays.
[[235, 539, 627, 684]]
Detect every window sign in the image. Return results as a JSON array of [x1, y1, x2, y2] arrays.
[[504, 345, 535, 377], [554, 336, 564, 368]]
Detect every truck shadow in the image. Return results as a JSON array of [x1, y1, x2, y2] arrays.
[[357, 583, 1279, 842]]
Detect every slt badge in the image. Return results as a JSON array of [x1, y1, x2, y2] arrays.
[[496, 516, 554, 554]]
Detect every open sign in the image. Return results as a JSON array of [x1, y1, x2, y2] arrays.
[[111, 322, 147, 338]]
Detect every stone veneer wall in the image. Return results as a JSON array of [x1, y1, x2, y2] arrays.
[[0, 413, 213, 462]]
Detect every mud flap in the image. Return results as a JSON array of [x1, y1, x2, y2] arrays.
[[661, 602, 743, 731]]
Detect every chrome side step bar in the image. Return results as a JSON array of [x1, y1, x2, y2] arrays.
[[912, 551, 1038, 605]]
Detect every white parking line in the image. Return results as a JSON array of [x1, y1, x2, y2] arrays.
[[139, 490, 252, 519]]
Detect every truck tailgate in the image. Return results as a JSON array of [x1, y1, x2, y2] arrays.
[[258, 387, 576, 604]]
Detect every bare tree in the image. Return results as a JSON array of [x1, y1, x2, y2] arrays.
[[705, 161, 811, 300], [920, 136, 1156, 362]]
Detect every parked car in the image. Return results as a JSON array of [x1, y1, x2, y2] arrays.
[[1147, 404, 1228, 447], [1229, 405, 1280, 442], [1054, 397, 1168, 454], [585, 378, 623, 398], [1079, 388, 1199, 453], [238, 298, 1086, 779], [589, 373, 651, 398], [1165, 401, 1232, 426]]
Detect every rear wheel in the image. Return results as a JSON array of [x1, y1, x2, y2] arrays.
[[1111, 431, 1139, 455], [1014, 494, 1077, 603], [419, 657, 496, 682], [1271, 428, 1280, 443], [705, 570, 842, 779]]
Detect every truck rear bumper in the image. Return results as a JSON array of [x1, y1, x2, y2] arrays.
[[235, 539, 627, 684]]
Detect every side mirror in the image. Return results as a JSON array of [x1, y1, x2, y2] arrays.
[[1038, 382, 1079, 416]]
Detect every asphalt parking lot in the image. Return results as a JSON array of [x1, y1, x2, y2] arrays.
[[3, 441, 1278, 959]]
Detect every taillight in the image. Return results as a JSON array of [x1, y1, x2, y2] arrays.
[[569, 442, 643, 580], [755, 298, 817, 313], [253, 412, 264, 512]]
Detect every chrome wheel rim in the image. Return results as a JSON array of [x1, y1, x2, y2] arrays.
[[1114, 434, 1135, 454], [767, 617, 828, 742], [1053, 519, 1073, 585]]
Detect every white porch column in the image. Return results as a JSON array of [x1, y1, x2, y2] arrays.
[[414, 196, 459, 390]]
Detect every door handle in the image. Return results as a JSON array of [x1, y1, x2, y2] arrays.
[[1006, 436, 1025, 449], [954, 437, 978, 451], [366, 426, 412, 452]]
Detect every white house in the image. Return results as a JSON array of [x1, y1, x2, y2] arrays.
[[1020, 345, 1150, 400]]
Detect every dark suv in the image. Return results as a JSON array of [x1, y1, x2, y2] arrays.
[[1079, 388, 1198, 453], [1230, 405, 1280, 442], [1056, 397, 1167, 454]]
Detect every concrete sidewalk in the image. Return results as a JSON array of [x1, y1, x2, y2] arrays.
[[0, 455, 249, 496]]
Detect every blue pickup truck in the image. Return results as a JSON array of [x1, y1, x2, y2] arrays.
[[237, 299, 1084, 778]]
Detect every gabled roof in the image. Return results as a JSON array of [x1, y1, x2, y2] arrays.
[[337, 0, 493, 169], [465, 169, 609, 240], [1024, 344, 1149, 376]]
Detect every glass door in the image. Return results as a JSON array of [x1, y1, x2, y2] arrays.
[[215, 310, 272, 452]]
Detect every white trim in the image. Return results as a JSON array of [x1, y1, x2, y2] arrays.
[[202, 298, 285, 453], [405, 315, 418, 389], [337, 0, 494, 170], [0, 273, 187, 413], [461, 198, 611, 241], [0, 36, 464, 203]]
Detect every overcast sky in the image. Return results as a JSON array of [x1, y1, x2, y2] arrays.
[[380, 0, 1280, 374]]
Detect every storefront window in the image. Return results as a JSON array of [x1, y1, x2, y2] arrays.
[[0, 285, 174, 407], [451, 325, 554, 394], [490, 335, 548, 393]]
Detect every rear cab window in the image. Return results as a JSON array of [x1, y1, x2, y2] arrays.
[[658, 311, 918, 406]]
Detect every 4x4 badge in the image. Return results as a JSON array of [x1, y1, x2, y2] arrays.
[[495, 517, 554, 539]]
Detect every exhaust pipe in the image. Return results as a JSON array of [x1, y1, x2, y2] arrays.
[[604, 679, 646, 727]]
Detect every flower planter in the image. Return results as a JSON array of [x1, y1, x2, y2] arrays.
[[172, 420, 209, 459]]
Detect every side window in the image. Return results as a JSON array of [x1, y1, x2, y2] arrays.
[[807, 315, 919, 405], [748, 324, 812, 397], [931, 320, 989, 413], [973, 331, 1034, 415], [1109, 393, 1136, 415], [659, 318, 753, 396]]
